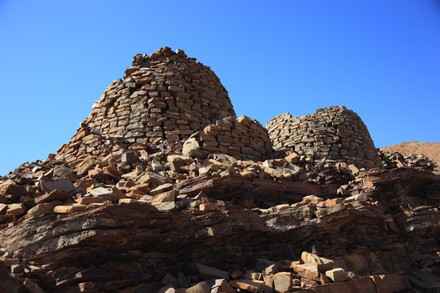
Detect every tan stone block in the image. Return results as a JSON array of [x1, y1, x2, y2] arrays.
[[27, 202, 59, 218], [292, 263, 320, 281], [230, 279, 264, 293], [199, 203, 219, 211], [211, 279, 235, 293], [285, 152, 300, 164], [152, 190, 176, 205], [118, 198, 139, 204], [54, 204, 86, 214], [35, 189, 71, 204], [302, 195, 323, 205], [273, 272, 294, 292], [301, 252, 334, 272], [75, 196, 104, 205], [6, 203, 26, 216], [150, 183, 174, 196], [325, 268, 347, 282]]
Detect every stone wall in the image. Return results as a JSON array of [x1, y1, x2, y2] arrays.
[[266, 106, 381, 169], [183, 116, 273, 161], [57, 47, 236, 163]]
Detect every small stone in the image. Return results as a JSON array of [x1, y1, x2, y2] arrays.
[[273, 272, 295, 292], [27, 202, 60, 218], [325, 268, 347, 282], [183, 138, 203, 158], [229, 279, 264, 293], [183, 281, 210, 293], [35, 189, 71, 204], [53, 165, 76, 181], [285, 152, 300, 163], [75, 196, 104, 205], [6, 203, 26, 216], [0, 182, 27, 196], [121, 152, 139, 164], [54, 204, 86, 214], [348, 164, 360, 175], [90, 187, 115, 201], [199, 203, 219, 211], [150, 183, 174, 196], [315, 203, 345, 218], [264, 264, 278, 275], [301, 251, 334, 272], [119, 198, 139, 204], [302, 195, 323, 205], [152, 190, 176, 205], [211, 279, 235, 293], [40, 177, 76, 194], [292, 263, 320, 281]]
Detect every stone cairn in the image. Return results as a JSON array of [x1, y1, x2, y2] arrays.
[[57, 47, 237, 163], [266, 106, 382, 169], [183, 115, 273, 161]]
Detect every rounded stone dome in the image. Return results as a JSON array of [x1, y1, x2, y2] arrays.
[[266, 106, 381, 169], [58, 47, 236, 162]]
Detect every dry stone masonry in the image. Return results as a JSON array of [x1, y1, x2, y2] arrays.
[[266, 106, 382, 169], [3, 47, 440, 292], [57, 47, 236, 163], [183, 115, 273, 161]]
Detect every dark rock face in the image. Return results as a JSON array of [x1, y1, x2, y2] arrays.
[[1, 168, 439, 292], [1, 48, 440, 292]]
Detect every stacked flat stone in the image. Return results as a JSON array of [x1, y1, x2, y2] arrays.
[[266, 106, 381, 169], [184, 116, 273, 161], [57, 47, 236, 163]]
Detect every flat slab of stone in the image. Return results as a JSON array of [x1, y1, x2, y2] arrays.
[[229, 279, 264, 293], [54, 204, 86, 214], [40, 177, 76, 194], [325, 268, 347, 282]]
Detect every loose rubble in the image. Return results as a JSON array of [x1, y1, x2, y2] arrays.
[[1, 47, 439, 292]]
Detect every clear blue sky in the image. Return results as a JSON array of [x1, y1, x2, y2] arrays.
[[1, 1, 439, 175]]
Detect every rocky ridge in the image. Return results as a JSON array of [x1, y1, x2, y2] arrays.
[[1, 47, 440, 293]]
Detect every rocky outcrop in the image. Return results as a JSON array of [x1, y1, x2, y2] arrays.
[[1, 48, 440, 292], [266, 107, 381, 169], [1, 164, 439, 292]]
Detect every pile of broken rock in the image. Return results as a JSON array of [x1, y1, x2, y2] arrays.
[[1, 148, 440, 292], [1, 47, 440, 293]]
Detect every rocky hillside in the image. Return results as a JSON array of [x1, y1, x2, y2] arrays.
[[382, 142, 440, 171], [1, 47, 440, 293]]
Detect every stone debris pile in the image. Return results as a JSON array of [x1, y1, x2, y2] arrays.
[[266, 107, 382, 169], [379, 149, 437, 171], [1, 47, 440, 292]]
